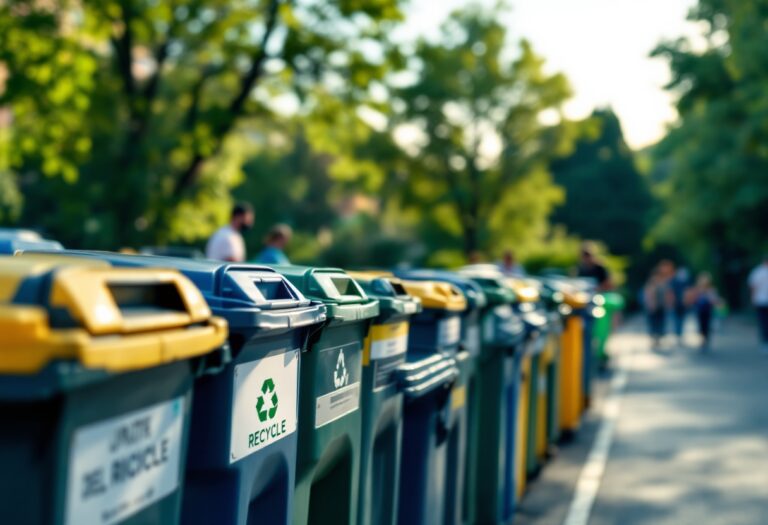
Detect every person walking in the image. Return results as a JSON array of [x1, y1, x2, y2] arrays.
[[644, 267, 672, 349], [748, 255, 768, 353], [577, 243, 613, 291], [499, 249, 526, 277], [205, 202, 254, 262], [685, 272, 719, 351], [254, 224, 292, 265], [670, 267, 692, 343]]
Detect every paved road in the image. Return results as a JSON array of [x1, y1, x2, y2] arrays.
[[514, 316, 768, 525]]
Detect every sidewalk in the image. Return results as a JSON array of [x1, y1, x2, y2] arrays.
[[514, 316, 768, 525]]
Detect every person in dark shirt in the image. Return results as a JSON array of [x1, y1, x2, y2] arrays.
[[577, 243, 613, 291]]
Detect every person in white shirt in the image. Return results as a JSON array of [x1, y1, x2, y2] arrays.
[[748, 255, 768, 352], [205, 203, 254, 262]]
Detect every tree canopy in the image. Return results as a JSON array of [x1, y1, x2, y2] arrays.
[[652, 0, 768, 273]]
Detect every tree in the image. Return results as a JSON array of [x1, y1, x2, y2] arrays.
[[652, 0, 768, 305], [550, 108, 653, 257], [0, 0, 403, 248], [386, 5, 580, 261]]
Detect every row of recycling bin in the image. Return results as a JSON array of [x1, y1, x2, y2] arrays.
[[0, 249, 623, 525]]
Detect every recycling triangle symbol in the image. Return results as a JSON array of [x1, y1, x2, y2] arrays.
[[333, 349, 349, 388], [256, 377, 278, 423]]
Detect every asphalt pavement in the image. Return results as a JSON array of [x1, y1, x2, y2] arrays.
[[514, 315, 768, 525]]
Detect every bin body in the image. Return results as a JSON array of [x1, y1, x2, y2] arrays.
[[393, 278, 467, 525], [348, 274, 421, 525], [457, 273, 525, 525], [520, 312, 548, 478], [544, 314, 563, 446], [559, 315, 584, 434], [59, 252, 328, 525], [275, 266, 379, 525], [593, 292, 624, 369], [0, 256, 227, 525], [515, 353, 531, 499], [394, 270, 485, 525]]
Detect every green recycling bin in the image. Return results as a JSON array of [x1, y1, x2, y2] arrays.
[[458, 272, 527, 525], [593, 292, 624, 370], [274, 266, 379, 525], [347, 272, 422, 525], [536, 280, 566, 446], [0, 255, 228, 525]]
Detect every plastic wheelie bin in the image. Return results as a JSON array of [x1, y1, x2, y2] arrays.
[[346, 273, 422, 525], [38, 251, 329, 525], [394, 270, 484, 525], [593, 292, 625, 370], [550, 281, 590, 436], [274, 266, 379, 525], [392, 278, 464, 525], [0, 255, 228, 525], [536, 280, 566, 447], [457, 271, 527, 524]]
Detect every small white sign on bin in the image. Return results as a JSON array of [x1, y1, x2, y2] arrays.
[[230, 349, 299, 463], [65, 396, 185, 525]]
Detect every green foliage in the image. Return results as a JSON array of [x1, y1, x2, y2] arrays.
[[551, 109, 654, 257], [381, 5, 582, 258], [0, 0, 404, 248], [651, 0, 768, 303]]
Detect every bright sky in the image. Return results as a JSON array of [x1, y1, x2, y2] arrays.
[[398, 0, 700, 149]]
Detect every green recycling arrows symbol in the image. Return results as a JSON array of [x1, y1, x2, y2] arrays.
[[256, 377, 278, 422]]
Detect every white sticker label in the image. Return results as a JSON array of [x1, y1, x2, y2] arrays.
[[370, 334, 408, 360], [438, 317, 461, 347], [315, 383, 360, 428], [230, 350, 299, 463], [464, 325, 481, 355], [65, 397, 185, 525]]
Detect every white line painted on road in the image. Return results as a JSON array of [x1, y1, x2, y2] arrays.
[[562, 352, 633, 525]]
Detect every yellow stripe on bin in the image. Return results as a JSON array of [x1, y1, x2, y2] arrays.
[[451, 384, 466, 410], [363, 321, 409, 365]]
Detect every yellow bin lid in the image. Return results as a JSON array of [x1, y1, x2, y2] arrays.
[[505, 277, 541, 303], [0, 256, 228, 374], [398, 279, 466, 312]]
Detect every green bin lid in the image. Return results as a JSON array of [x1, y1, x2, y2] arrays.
[[272, 265, 379, 322], [457, 273, 517, 305]]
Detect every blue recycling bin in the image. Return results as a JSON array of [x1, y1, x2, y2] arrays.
[[516, 303, 549, 479], [392, 278, 466, 525], [34, 251, 327, 525], [394, 270, 485, 525]]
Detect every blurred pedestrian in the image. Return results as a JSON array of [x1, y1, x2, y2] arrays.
[[748, 255, 768, 353], [644, 267, 672, 349], [205, 202, 253, 262], [254, 224, 292, 265], [685, 272, 720, 351], [577, 242, 613, 291], [670, 267, 692, 343], [499, 249, 526, 277]]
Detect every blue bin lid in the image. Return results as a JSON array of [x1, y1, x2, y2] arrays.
[[393, 269, 487, 310], [0, 229, 63, 255], [24, 250, 327, 332]]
